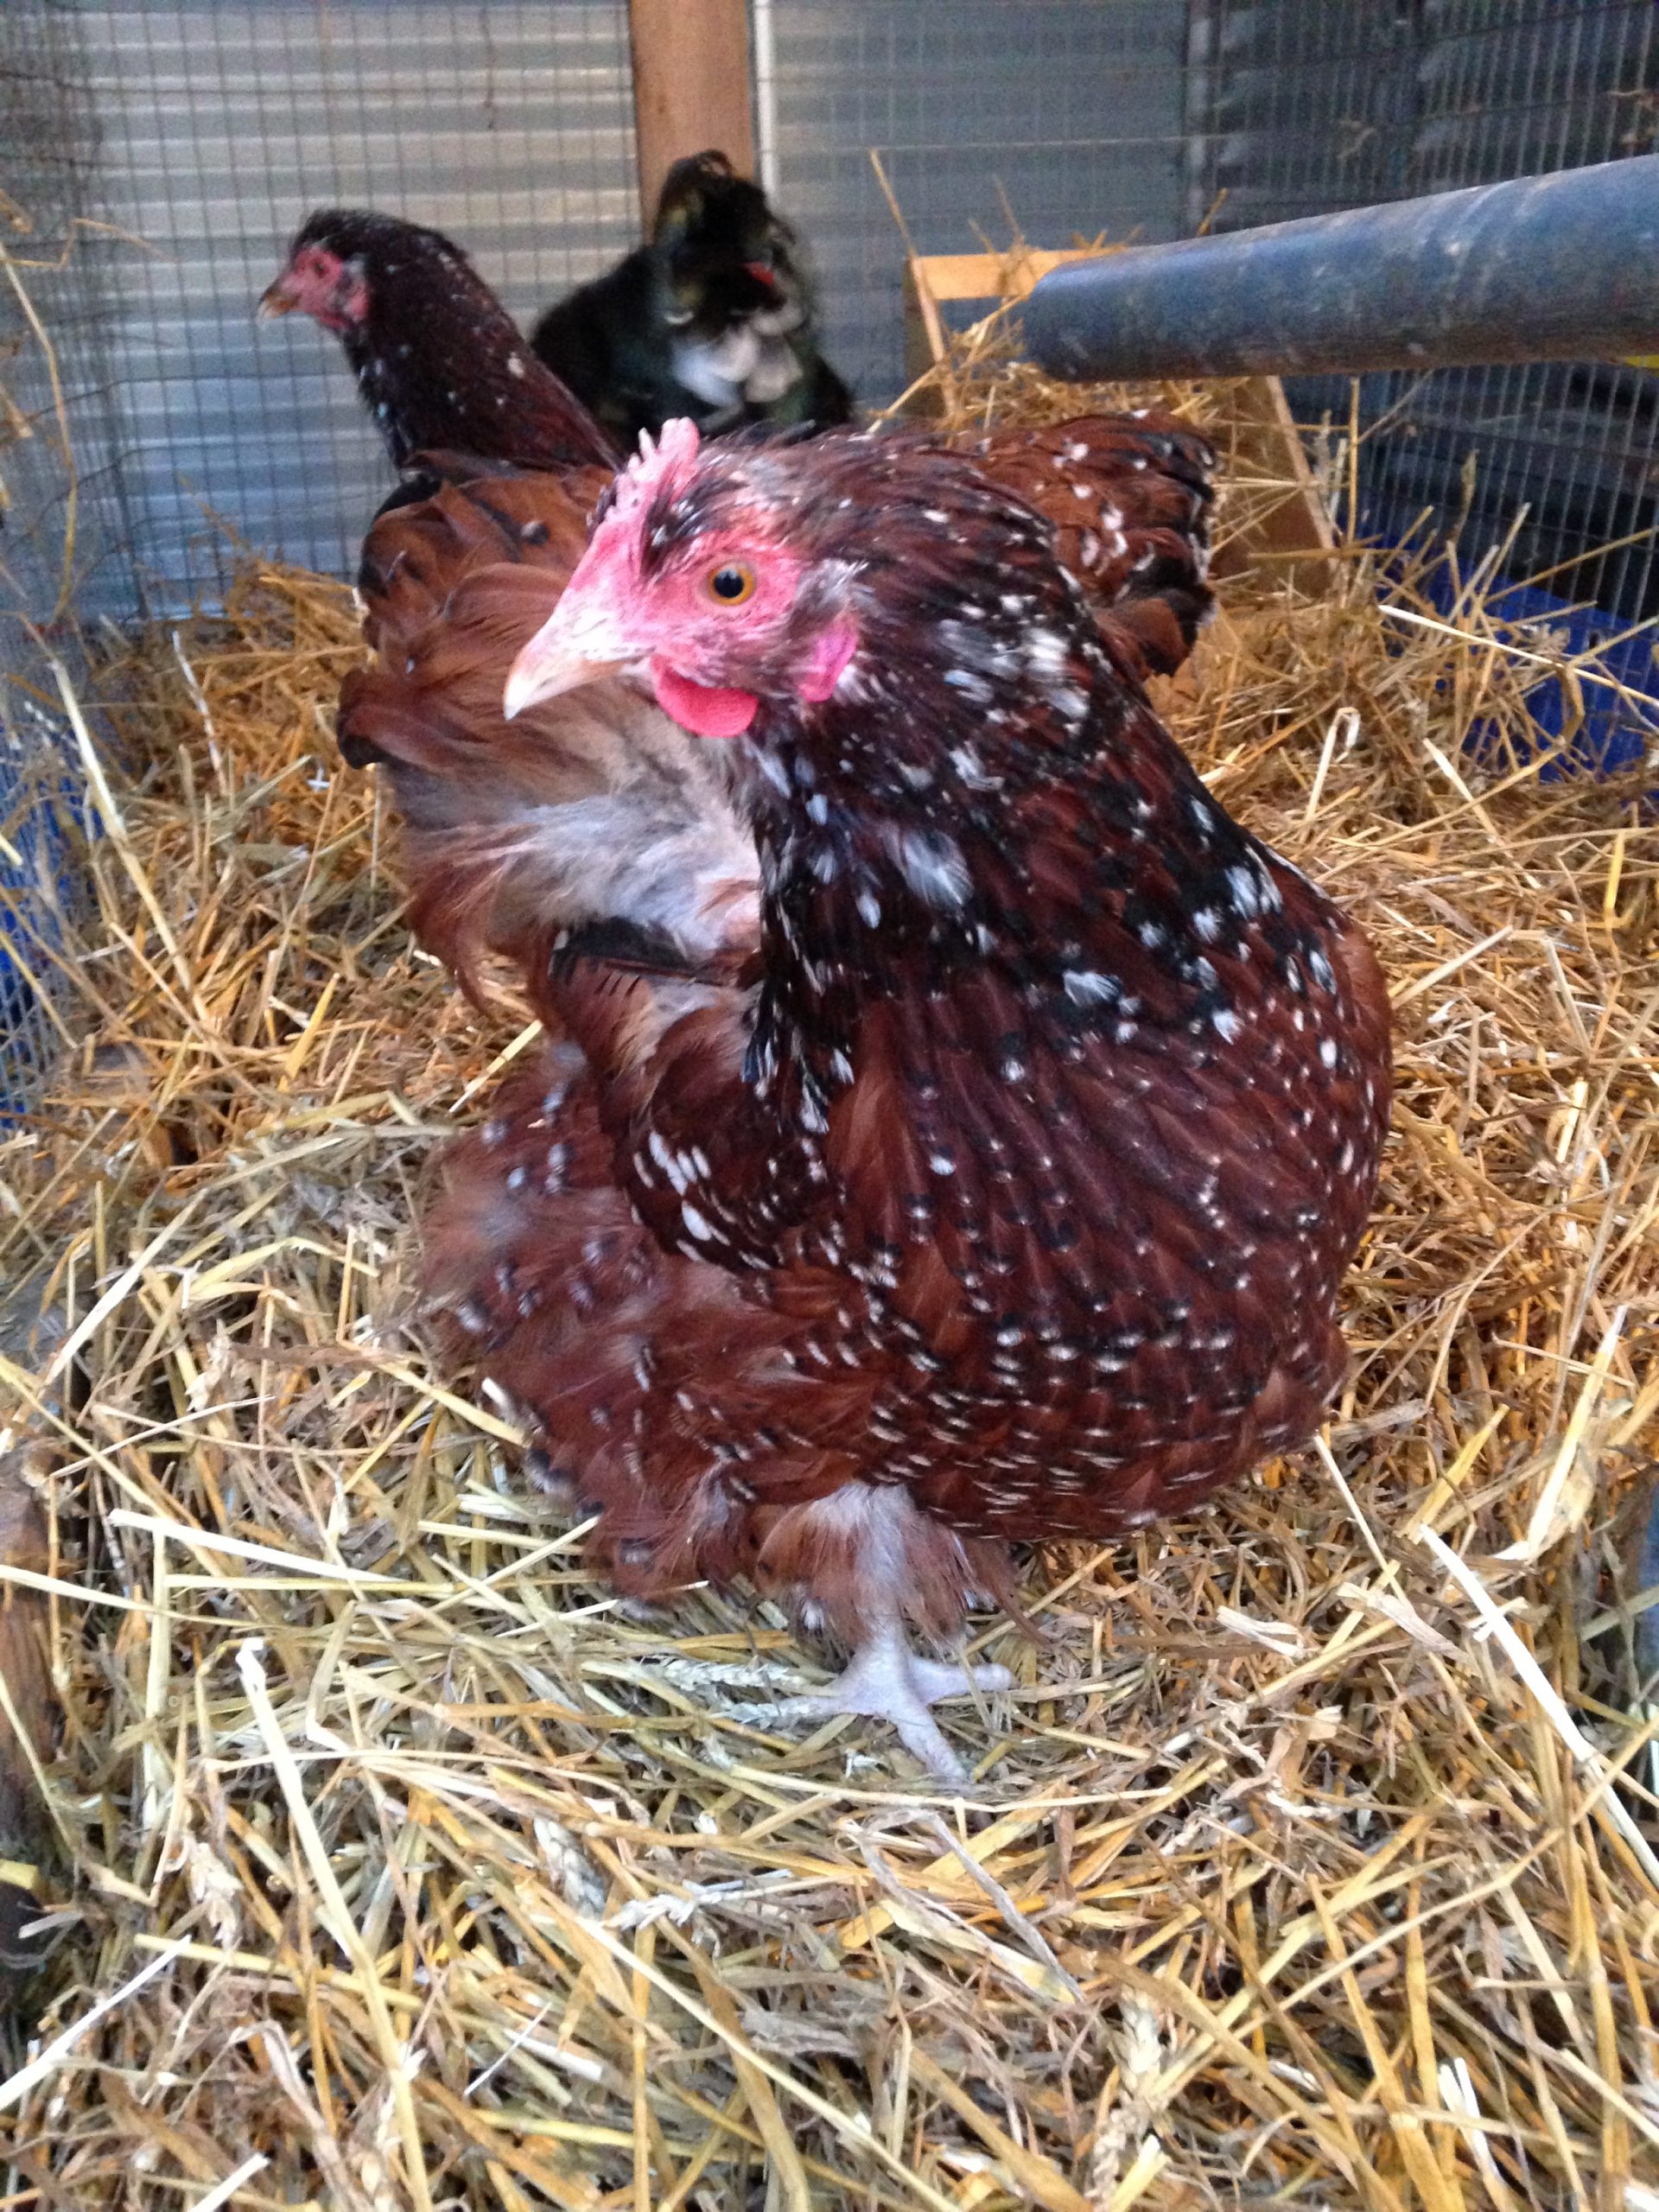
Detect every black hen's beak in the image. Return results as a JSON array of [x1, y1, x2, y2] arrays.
[[257, 271, 300, 320]]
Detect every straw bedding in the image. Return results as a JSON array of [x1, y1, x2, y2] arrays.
[[0, 318, 1655, 2210]]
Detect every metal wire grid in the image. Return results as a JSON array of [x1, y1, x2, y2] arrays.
[[1182, 0, 1423, 230], [45, 0, 640, 617], [758, 0, 1192, 405], [1190, 0, 1659, 632], [1413, 0, 1659, 186], [0, 696, 87, 1114], [1, 0, 640, 1103], [0, 2, 121, 1111], [2, 1, 138, 626]]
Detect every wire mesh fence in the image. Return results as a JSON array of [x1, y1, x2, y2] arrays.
[[1, 0, 643, 1104], [1, 2, 118, 1112], [758, 0, 1192, 404], [13, 0, 640, 621], [1191, 0, 1659, 663]]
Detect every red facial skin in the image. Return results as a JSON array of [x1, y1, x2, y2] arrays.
[[263, 244, 369, 332], [506, 423, 858, 738], [636, 533, 855, 737]]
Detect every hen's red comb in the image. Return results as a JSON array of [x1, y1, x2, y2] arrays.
[[617, 417, 702, 520], [583, 416, 702, 582]]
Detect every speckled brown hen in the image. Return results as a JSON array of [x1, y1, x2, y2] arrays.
[[392, 422, 1392, 1777]]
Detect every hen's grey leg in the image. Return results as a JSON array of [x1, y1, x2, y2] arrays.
[[784, 1615, 1012, 1781]]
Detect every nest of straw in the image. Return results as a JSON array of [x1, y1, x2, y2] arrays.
[[0, 310, 1654, 2211]]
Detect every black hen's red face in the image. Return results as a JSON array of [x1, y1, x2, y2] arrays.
[[260, 243, 369, 333]]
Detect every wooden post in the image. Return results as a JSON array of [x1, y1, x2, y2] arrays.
[[628, 0, 754, 226], [1205, 374, 1336, 593]]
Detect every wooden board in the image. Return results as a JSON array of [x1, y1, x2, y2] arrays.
[[1206, 372, 1337, 592], [627, 0, 754, 226], [901, 247, 1106, 415], [902, 247, 1335, 588]]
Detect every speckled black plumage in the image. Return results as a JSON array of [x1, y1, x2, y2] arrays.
[[275, 208, 619, 473]]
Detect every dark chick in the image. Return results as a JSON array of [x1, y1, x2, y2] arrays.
[[373, 422, 1390, 1780], [261, 208, 619, 472], [531, 151, 852, 446]]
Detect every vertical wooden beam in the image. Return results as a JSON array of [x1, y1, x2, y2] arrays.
[[628, 0, 755, 226], [899, 260, 951, 419]]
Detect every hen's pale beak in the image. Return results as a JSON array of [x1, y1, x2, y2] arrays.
[[257, 276, 299, 320], [503, 605, 628, 721]]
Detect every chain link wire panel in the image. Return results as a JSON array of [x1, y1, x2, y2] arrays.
[[18, 0, 639, 620], [1189, 0, 1659, 648], [756, 0, 1192, 407], [0, 0, 639, 1107], [0, 3, 122, 1110]]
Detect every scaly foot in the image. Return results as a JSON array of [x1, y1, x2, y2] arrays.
[[783, 1618, 1012, 1781]]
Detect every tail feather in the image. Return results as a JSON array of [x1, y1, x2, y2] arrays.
[[353, 456, 599, 644], [976, 412, 1215, 677]]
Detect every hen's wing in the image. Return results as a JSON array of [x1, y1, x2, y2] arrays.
[[973, 412, 1215, 677], [339, 456, 759, 997]]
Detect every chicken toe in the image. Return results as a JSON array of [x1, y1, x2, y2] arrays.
[[785, 1618, 1012, 1782]]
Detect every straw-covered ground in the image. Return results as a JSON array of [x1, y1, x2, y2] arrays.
[[0, 319, 1655, 2209]]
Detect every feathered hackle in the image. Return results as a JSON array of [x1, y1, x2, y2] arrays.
[[268, 208, 621, 474]]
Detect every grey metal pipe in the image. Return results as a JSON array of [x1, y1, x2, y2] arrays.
[[1024, 156, 1659, 383]]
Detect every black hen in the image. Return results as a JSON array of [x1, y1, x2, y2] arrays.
[[261, 208, 619, 474], [531, 151, 852, 447]]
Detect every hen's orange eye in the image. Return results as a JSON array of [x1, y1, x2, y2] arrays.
[[705, 562, 756, 606]]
